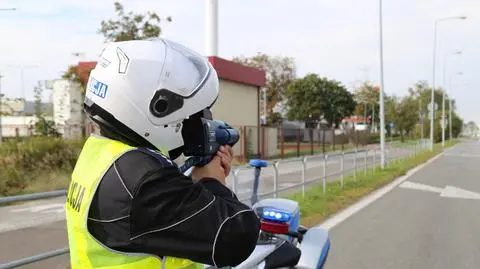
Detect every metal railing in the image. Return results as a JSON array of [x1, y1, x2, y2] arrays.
[[0, 140, 430, 269]]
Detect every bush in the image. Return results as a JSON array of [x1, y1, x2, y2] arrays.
[[0, 137, 85, 196]]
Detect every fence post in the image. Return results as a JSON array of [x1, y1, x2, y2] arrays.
[[242, 126, 248, 163], [332, 128, 336, 151], [323, 154, 328, 194], [364, 149, 367, 176], [280, 128, 284, 159], [301, 156, 307, 197], [296, 129, 301, 157], [373, 148, 376, 174], [322, 129, 326, 153], [354, 148, 357, 180], [261, 126, 266, 159], [341, 152, 345, 188], [273, 161, 279, 198]]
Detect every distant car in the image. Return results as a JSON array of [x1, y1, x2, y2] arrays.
[[355, 123, 369, 131]]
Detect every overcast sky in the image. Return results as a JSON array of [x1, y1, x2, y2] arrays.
[[0, 0, 478, 123]]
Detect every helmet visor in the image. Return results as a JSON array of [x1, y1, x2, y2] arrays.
[[162, 39, 211, 97]]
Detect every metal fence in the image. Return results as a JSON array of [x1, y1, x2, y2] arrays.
[[0, 140, 430, 269]]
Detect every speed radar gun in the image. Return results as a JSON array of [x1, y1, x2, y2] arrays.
[[179, 115, 239, 174]]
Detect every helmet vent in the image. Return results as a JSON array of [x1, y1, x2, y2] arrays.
[[154, 98, 169, 114], [149, 89, 184, 118]]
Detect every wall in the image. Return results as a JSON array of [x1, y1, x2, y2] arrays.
[[211, 79, 259, 157], [235, 126, 279, 160], [211, 80, 258, 126]]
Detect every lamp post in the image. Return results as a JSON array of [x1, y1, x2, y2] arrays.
[[449, 72, 463, 140], [442, 50, 462, 146], [430, 15, 466, 150], [378, 0, 386, 168]]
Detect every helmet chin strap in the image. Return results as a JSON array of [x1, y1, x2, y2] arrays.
[[168, 146, 184, 161]]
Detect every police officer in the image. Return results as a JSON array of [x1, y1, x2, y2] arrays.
[[65, 38, 260, 269]]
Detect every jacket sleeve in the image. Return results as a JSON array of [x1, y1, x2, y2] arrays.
[[128, 152, 260, 267]]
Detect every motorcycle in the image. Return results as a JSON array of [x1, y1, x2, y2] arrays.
[[181, 120, 330, 269], [204, 159, 331, 269]]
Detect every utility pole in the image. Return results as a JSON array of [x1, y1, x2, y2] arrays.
[[378, 0, 386, 168], [205, 0, 218, 56]]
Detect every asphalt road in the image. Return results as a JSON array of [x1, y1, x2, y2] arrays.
[[0, 144, 416, 268], [324, 140, 480, 269]]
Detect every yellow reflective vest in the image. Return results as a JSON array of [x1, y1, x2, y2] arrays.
[[65, 135, 204, 269]]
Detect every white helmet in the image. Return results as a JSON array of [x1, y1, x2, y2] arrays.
[[84, 38, 219, 159]]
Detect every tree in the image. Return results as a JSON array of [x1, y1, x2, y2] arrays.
[[353, 82, 380, 128], [62, 65, 87, 93], [462, 121, 478, 137], [267, 112, 284, 126], [233, 53, 296, 125], [394, 96, 418, 142], [384, 95, 398, 136], [406, 80, 462, 142], [451, 112, 464, 138], [99, 1, 171, 42], [284, 73, 356, 127], [32, 83, 60, 137]]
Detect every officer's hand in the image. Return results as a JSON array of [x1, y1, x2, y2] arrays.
[[191, 156, 226, 184], [216, 145, 233, 177]]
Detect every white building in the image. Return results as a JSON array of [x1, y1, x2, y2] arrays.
[[52, 79, 84, 139]]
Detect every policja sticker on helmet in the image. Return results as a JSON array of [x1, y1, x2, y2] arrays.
[[88, 77, 108, 99]]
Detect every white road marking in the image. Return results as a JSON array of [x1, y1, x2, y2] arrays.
[[399, 181, 443, 193], [440, 186, 480, 200], [399, 181, 480, 200]]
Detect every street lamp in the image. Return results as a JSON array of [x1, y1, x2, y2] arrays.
[[430, 15, 466, 150], [378, 0, 386, 168], [442, 50, 462, 146], [449, 72, 463, 140]]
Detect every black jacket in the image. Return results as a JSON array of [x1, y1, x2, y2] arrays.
[[86, 141, 260, 267]]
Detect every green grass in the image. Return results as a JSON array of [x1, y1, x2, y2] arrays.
[[283, 139, 459, 228]]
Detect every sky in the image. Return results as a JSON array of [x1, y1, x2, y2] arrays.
[[0, 0, 479, 123]]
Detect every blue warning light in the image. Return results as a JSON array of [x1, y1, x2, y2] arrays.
[[262, 208, 292, 223]]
